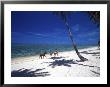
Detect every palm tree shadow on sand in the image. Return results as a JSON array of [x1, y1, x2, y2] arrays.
[[90, 70, 100, 75], [80, 50, 100, 57], [48, 58, 77, 68], [50, 56, 66, 60], [48, 57, 99, 69], [80, 51, 100, 54], [11, 68, 50, 77]]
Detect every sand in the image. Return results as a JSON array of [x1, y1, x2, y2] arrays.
[[11, 46, 100, 77]]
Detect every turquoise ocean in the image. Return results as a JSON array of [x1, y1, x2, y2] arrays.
[[11, 43, 97, 58]]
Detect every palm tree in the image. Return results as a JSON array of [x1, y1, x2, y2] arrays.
[[87, 11, 100, 27], [53, 11, 87, 61], [87, 11, 100, 47]]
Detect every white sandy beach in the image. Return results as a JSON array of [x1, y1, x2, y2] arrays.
[[11, 46, 100, 77]]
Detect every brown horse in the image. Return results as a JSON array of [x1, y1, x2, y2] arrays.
[[50, 52, 53, 56], [39, 51, 47, 59]]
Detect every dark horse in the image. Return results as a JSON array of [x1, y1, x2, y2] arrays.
[[50, 52, 53, 56], [39, 51, 47, 59]]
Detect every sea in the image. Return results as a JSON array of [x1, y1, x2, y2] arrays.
[[11, 43, 97, 58]]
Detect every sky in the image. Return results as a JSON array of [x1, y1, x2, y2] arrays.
[[11, 11, 100, 45]]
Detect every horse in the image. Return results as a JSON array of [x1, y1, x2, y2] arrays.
[[39, 51, 47, 59], [49, 50, 54, 56], [53, 51, 58, 57], [50, 52, 53, 56], [49, 50, 58, 57]]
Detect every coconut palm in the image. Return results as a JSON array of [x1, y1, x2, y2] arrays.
[[87, 11, 100, 47], [87, 11, 100, 27], [53, 11, 87, 61]]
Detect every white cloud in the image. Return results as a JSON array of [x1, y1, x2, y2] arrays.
[[27, 32, 58, 38], [77, 31, 99, 38], [72, 24, 79, 32]]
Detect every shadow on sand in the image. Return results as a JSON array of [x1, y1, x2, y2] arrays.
[[48, 57, 99, 69], [50, 56, 65, 60], [11, 68, 50, 77], [80, 51, 100, 54], [90, 70, 100, 75], [76, 63, 100, 68], [49, 59, 77, 68]]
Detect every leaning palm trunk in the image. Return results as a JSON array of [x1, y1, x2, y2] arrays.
[[64, 17, 87, 61], [54, 11, 87, 61]]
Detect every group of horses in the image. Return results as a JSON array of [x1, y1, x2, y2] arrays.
[[39, 50, 58, 59]]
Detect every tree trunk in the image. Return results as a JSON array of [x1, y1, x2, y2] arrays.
[[54, 11, 88, 61], [64, 19, 88, 61]]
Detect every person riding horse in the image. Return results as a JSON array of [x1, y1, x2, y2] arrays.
[[53, 49, 58, 57], [49, 49, 58, 57]]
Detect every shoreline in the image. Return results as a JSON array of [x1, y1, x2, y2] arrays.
[[11, 46, 98, 60], [11, 46, 100, 77]]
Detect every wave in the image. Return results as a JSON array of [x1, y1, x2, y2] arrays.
[[11, 43, 97, 58]]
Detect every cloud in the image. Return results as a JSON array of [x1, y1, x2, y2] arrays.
[[72, 24, 79, 32], [27, 32, 59, 38], [12, 32, 44, 39], [12, 31, 69, 40], [28, 32, 48, 37], [77, 31, 99, 38]]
